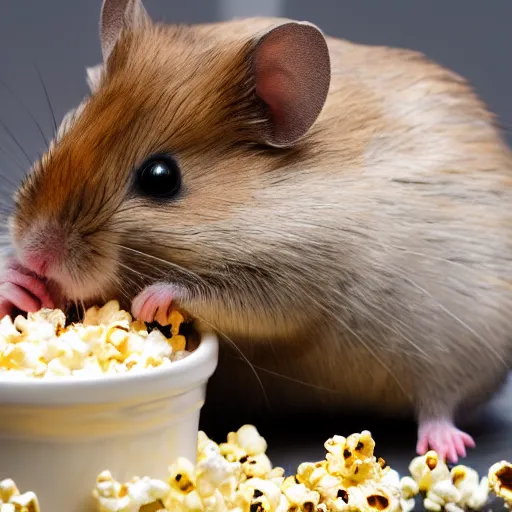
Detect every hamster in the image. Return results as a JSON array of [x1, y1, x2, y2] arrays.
[[1, 0, 511, 463]]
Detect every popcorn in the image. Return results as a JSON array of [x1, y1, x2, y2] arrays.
[[93, 471, 170, 512], [451, 465, 489, 510], [324, 431, 383, 484], [0, 301, 192, 378], [409, 451, 450, 493], [408, 452, 491, 512], [227, 424, 268, 457], [3, 425, 509, 512], [0, 479, 19, 503], [397, 477, 418, 512], [281, 480, 320, 510], [0, 479, 40, 512], [239, 478, 284, 511], [488, 461, 512, 508], [423, 479, 461, 512], [168, 458, 197, 493], [91, 426, 412, 512], [239, 454, 273, 480]]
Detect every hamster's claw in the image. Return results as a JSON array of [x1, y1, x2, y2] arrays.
[[417, 418, 475, 463], [132, 283, 184, 325], [0, 261, 55, 319]]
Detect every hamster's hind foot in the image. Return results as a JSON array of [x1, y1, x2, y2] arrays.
[[417, 417, 475, 463]]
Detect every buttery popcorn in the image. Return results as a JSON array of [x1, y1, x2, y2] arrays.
[[0, 301, 191, 378], [2, 426, 510, 511], [93, 427, 413, 512]]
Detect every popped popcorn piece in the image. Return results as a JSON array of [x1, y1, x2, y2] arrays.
[[488, 461, 512, 508], [281, 480, 320, 511], [10, 492, 41, 512], [0, 301, 192, 378], [0, 479, 19, 503], [0, 316, 21, 343], [0, 479, 39, 512], [451, 464, 489, 510], [195, 447, 241, 501], [239, 454, 273, 479], [397, 477, 418, 512], [424, 479, 461, 512], [409, 450, 450, 493], [93, 472, 170, 512], [239, 478, 283, 511], [168, 457, 197, 493], [227, 425, 267, 456], [324, 431, 383, 484]]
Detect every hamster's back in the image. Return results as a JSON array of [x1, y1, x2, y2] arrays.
[[198, 17, 512, 421]]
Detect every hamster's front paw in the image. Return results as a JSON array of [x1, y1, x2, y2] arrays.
[[417, 418, 475, 463], [131, 283, 187, 325], [0, 259, 55, 318]]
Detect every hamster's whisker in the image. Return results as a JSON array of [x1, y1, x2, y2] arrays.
[[114, 279, 134, 307], [116, 261, 145, 292], [191, 313, 270, 410], [0, 188, 15, 201], [0, 118, 32, 166], [229, 355, 347, 394], [34, 65, 58, 135], [0, 144, 27, 176], [77, 299, 86, 320], [112, 242, 210, 286], [334, 313, 415, 406], [116, 260, 147, 281], [335, 290, 434, 361], [0, 78, 50, 149], [298, 290, 415, 406], [387, 263, 508, 369]]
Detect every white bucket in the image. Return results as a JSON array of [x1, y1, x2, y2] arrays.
[[0, 333, 218, 512]]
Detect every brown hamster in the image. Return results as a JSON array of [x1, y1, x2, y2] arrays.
[[1, 0, 511, 463]]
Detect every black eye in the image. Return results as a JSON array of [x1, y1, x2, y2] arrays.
[[136, 154, 181, 199]]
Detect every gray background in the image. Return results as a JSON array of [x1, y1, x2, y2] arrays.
[[0, 1, 511, 507]]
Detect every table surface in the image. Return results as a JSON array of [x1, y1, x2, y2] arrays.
[[201, 373, 512, 511]]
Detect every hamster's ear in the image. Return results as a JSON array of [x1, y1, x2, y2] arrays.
[[100, 0, 151, 62], [251, 22, 331, 147]]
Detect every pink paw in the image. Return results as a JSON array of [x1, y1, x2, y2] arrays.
[[131, 283, 185, 325], [417, 418, 475, 463], [0, 260, 55, 319]]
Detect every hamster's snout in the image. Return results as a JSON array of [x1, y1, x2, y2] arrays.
[[17, 224, 68, 278]]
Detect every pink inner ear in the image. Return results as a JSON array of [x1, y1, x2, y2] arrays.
[[253, 22, 331, 147], [256, 68, 290, 136]]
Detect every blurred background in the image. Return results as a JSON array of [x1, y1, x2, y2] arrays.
[[0, 0, 511, 187]]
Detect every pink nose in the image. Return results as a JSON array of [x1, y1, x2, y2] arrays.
[[23, 243, 65, 277], [21, 226, 66, 277], [24, 254, 52, 276]]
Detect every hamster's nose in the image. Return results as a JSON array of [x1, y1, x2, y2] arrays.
[[20, 228, 66, 278], [24, 253, 53, 276]]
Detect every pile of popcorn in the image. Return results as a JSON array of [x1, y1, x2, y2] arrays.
[[0, 300, 190, 378], [88, 425, 512, 512], [1, 426, 510, 511]]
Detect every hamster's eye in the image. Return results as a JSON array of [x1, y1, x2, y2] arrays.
[[136, 154, 181, 199]]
